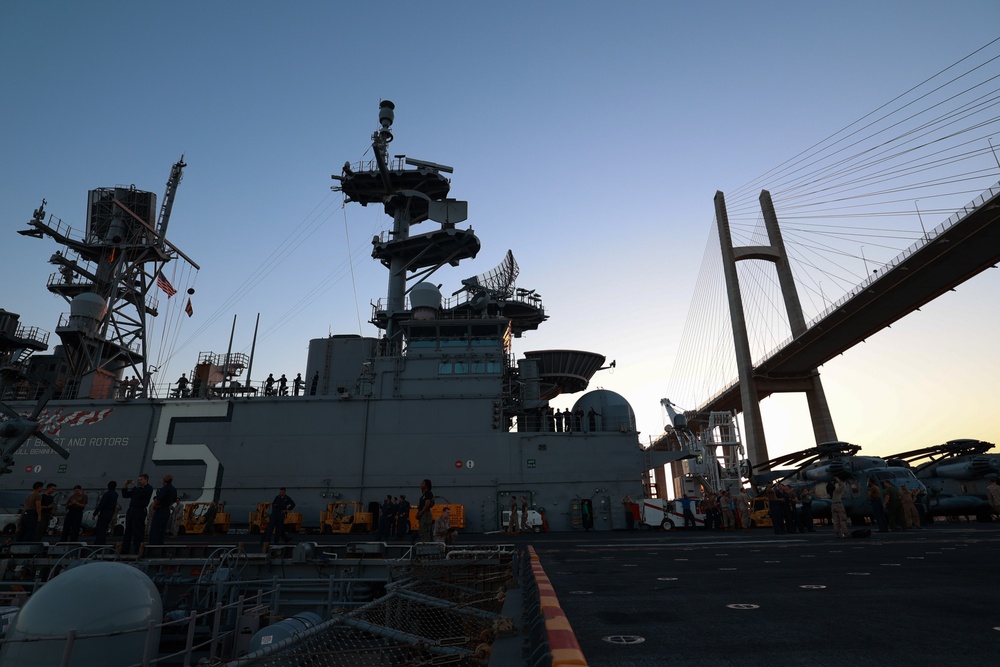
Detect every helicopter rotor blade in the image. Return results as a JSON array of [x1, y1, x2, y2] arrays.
[[0, 401, 20, 421], [33, 430, 70, 460]]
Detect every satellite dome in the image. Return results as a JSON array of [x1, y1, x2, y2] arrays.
[[572, 389, 636, 433], [69, 291, 107, 322], [0, 561, 162, 666], [410, 282, 442, 318]]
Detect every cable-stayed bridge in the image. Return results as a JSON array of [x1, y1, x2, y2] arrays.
[[661, 39, 1000, 469], [695, 183, 1000, 466]]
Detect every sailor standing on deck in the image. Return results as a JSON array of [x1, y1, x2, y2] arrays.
[[293, 373, 304, 396], [61, 485, 88, 542], [831, 479, 849, 538], [900, 483, 921, 528], [35, 483, 57, 540], [175, 373, 190, 398], [417, 480, 435, 542], [148, 474, 177, 545], [262, 487, 296, 547], [736, 488, 752, 532], [92, 481, 119, 546], [508, 495, 520, 533], [121, 474, 154, 555], [16, 481, 43, 543], [868, 478, 889, 533], [395, 495, 409, 539]]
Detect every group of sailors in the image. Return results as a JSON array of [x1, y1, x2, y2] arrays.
[[534, 406, 602, 433], [700, 489, 753, 531], [376, 494, 416, 540], [760, 483, 818, 534], [13, 474, 179, 552], [171, 370, 322, 398]]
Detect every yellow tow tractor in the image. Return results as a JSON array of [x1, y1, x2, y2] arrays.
[[408, 503, 466, 531], [249, 502, 303, 535], [320, 501, 373, 534], [749, 497, 773, 528], [177, 501, 231, 536]]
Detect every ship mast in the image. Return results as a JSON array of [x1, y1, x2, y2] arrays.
[[333, 100, 479, 348], [17, 157, 199, 399]]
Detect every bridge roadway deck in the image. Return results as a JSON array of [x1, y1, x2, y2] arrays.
[[523, 523, 1000, 666], [701, 183, 1000, 415]]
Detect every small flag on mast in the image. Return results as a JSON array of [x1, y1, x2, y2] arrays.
[[156, 272, 177, 297], [185, 297, 194, 317]]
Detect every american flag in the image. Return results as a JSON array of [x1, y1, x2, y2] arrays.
[[38, 408, 114, 436], [156, 272, 177, 297]]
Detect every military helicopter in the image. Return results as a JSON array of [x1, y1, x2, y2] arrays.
[[886, 439, 998, 522], [0, 385, 70, 477], [753, 441, 927, 523]]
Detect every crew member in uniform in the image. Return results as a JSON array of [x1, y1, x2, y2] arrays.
[[378, 494, 392, 540], [395, 495, 410, 539], [93, 481, 119, 545], [149, 474, 178, 545], [831, 478, 849, 538], [262, 487, 295, 547], [35, 483, 57, 540], [16, 481, 43, 543], [61, 485, 89, 542], [417, 480, 435, 542], [121, 474, 154, 555]]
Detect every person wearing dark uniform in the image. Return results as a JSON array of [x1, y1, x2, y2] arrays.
[[867, 478, 889, 533], [395, 495, 410, 539], [378, 495, 392, 540], [264, 374, 275, 396], [882, 481, 905, 531], [622, 495, 636, 530], [554, 409, 564, 433], [35, 483, 57, 540], [148, 474, 178, 545], [61, 485, 89, 541], [310, 371, 319, 395], [121, 474, 154, 555], [293, 373, 304, 396], [587, 406, 601, 432], [766, 484, 786, 534], [175, 373, 190, 398], [92, 481, 119, 546], [17, 482, 43, 543], [262, 488, 295, 546], [278, 374, 288, 396], [417, 480, 435, 542]]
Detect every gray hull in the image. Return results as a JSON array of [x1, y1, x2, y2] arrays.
[[8, 391, 647, 532]]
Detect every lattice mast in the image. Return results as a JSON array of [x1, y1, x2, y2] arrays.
[[17, 157, 198, 399]]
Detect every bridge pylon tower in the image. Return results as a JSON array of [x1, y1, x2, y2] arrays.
[[714, 190, 837, 470]]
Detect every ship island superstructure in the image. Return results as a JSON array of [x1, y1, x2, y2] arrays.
[[0, 101, 680, 532]]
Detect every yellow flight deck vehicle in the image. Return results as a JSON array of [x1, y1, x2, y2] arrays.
[[177, 501, 231, 535], [249, 502, 303, 535], [320, 501, 373, 534], [408, 503, 466, 531], [749, 498, 772, 528]]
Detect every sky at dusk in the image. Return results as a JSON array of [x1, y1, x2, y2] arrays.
[[2, 2, 999, 466]]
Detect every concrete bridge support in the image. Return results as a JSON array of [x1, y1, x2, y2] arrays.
[[714, 190, 838, 470]]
